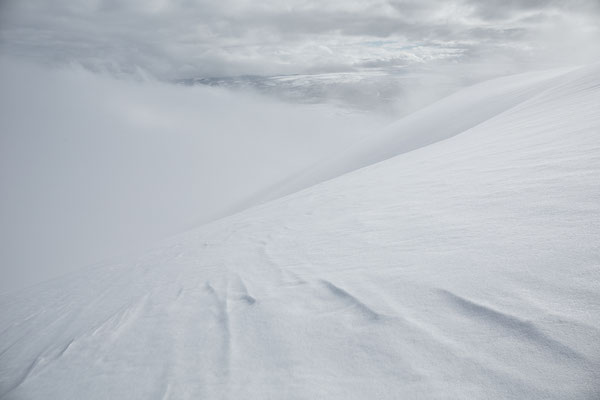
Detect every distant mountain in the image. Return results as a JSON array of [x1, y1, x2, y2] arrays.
[[178, 69, 464, 115]]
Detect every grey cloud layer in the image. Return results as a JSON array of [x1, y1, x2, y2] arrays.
[[1, 0, 598, 78]]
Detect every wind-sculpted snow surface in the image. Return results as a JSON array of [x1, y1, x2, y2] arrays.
[[1, 65, 600, 399]]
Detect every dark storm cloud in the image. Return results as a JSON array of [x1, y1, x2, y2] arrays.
[[1, 0, 598, 78]]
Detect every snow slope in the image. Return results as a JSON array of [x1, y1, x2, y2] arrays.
[[1, 65, 600, 399]]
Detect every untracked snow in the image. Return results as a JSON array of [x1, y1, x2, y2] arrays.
[[1, 65, 599, 399]]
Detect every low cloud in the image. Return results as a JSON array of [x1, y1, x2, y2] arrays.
[[0, 56, 383, 288]]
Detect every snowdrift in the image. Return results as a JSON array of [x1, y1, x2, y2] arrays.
[[1, 64, 599, 399]]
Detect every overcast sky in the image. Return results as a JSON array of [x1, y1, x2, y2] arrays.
[[1, 0, 599, 79]]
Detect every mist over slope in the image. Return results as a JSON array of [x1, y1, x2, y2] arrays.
[[1, 63, 599, 399], [0, 58, 384, 290]]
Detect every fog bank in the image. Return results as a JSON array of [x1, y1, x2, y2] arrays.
[[0, 58, 384, 290]]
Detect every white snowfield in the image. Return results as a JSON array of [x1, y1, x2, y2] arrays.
[[1, 65, 600, 399]]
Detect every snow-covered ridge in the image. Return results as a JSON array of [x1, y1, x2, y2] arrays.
[[1, 64, 599, 399], [263, 66, 580, 201]]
